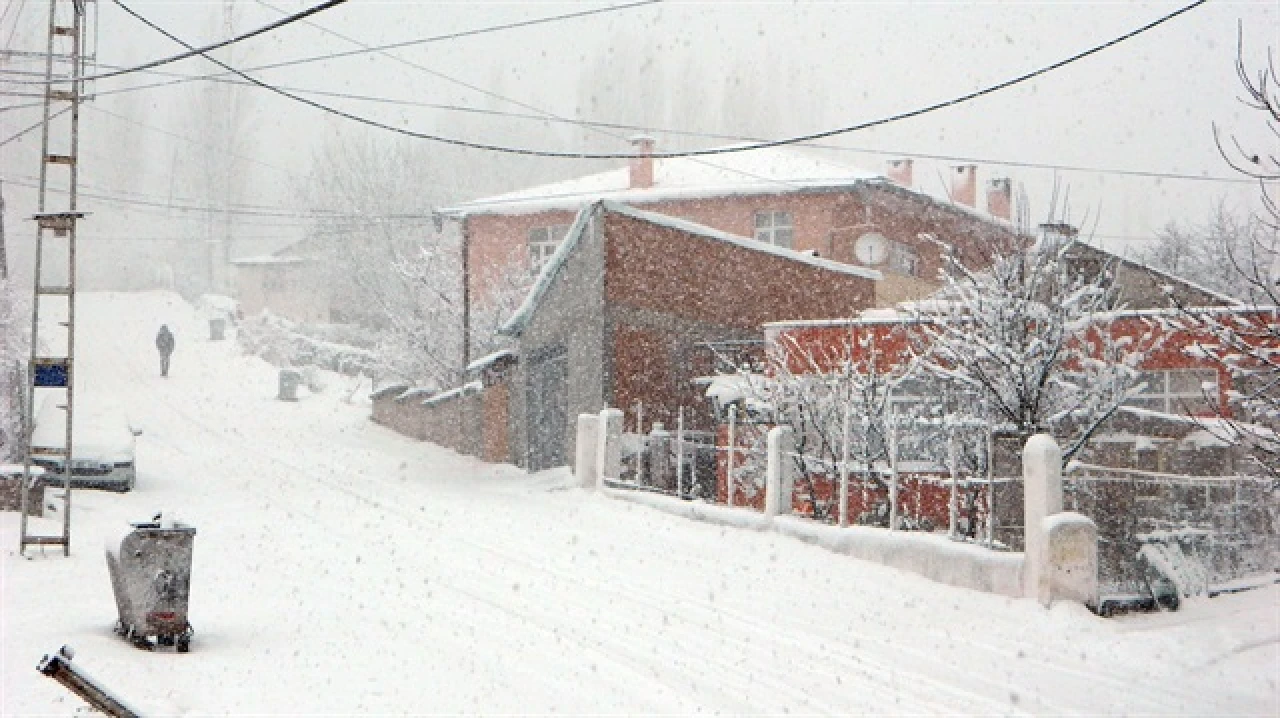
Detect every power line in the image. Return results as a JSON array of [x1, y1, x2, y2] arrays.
[[1, 0, 27, 50], [16, 52, 1251, 187], [85, 104, 302, 179], [5, 0, 351, 86], [4, 0, 1243, 190], [114, 0, 1210, 160], [247, 0, 804, 197], [1, 0, 662, 94], [0, 174, 438, 222], [0, 105, 70, 147]]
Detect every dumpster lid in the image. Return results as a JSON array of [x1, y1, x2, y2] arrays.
[[129, 512, 195, 532]]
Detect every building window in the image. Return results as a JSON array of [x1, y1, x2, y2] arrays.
[[754, 210, 793, 249], [528, 224, 570, 274], [887, 241, 920, 277], [1127, 368, 1218, 415]]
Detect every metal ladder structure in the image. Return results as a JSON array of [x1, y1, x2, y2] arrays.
[[18, 0, 95, 556]]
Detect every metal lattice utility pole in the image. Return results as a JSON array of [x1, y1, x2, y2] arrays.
[[1, 179, 9, 279], [19, 0, 96, 556]]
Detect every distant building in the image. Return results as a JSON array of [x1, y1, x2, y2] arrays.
[[230, 251, 328, 324]]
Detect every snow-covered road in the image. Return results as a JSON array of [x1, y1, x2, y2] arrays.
[[3, 292, 1276, 715]]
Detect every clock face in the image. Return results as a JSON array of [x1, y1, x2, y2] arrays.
[[854, 232, 888, 265]]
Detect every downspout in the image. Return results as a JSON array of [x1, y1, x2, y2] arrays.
[[460, 216, 471, 369]]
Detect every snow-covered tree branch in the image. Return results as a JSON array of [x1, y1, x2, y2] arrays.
[[911, 231, 1156, 466]]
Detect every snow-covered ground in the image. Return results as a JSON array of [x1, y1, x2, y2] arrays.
[[2, 292, 1276, 715]]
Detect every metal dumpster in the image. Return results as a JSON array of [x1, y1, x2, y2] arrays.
[[105, 517, 196, 651], [278, 368, 301, 401]]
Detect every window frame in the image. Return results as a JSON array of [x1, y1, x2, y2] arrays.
[[753, 210, 794, 249], [528, 224, 571, 274], [1127, 368, 1219, 416], [887, 240, 921, 277]]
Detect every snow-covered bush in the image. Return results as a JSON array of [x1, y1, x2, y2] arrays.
[[237, 311, 379, 378]]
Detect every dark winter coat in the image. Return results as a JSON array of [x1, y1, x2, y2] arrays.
[[156, 326, 175, 356]]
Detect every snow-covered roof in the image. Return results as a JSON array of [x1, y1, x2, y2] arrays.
[[499, 201, 882, 338], [702, 374, 756, 405], [1071, 242, 1243, 307], [422, 381, 483, 407], [369, 383, 411, 401], [441, 146, 885, 217], [465, 349, 517, 374]]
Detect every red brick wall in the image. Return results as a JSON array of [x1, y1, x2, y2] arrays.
[[603, 211, 875, 329], [771, 314, 1243, 414], [482, 381, 511, 463], [711, 423, 989, 530], [603, 209, 877, 431]]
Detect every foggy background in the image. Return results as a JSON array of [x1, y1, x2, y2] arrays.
[[1, 0, 1276, 291]]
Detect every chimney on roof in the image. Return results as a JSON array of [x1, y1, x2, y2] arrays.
[[951, 164, 977, 207], [629, 134, 655, 190], [986, 177, 1012, 221], [886, 159, 913, 187], [1039, 222, 1079, 249]]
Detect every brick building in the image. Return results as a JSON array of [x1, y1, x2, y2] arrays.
[[440, 141, 1020, 363], [499, 200, 880, 470]]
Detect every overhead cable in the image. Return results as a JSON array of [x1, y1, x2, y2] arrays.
[[117, 0, 1208, 159], [6, 0, 349, 86], [10, 56, 1250, 186]]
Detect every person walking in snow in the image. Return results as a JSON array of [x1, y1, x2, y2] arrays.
[[156, 324, 175, 377]]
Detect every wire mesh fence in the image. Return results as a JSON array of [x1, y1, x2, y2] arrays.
[[612, 405, 1277, 597], [1064, 464, 1277, 597]]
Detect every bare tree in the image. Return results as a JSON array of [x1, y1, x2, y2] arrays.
[[1169, 35, 1280, 477], [301, 133, 529, 388], [1136, 202, 1268, 301]]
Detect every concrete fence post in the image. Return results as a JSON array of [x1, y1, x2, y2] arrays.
[[575, 414, 601, 490], [596, 408, 623, 490], [1022, 433, 1097, 607], [649, 423, 670, 490], [1023, 433, 1063, 601], [1042, 513, 1099, 608], [764, 426, 795, 518]]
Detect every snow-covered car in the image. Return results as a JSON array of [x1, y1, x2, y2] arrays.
[[29, 399, 140, 492]]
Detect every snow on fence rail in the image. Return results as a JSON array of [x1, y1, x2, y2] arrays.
[[596, 405, 1275, 606], [591, 411, 1106, 604]]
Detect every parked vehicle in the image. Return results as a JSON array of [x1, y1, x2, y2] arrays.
[[30, 399, 140, 492]]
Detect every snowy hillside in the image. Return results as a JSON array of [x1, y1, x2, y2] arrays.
[[2, 292, 1276, 715]]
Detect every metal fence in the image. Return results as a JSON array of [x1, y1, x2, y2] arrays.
[[614, 405, 1277, 601], [1064, 463, 1277, 597]]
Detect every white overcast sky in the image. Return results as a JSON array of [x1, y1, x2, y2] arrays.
[[2, 0, 1277, 286]]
